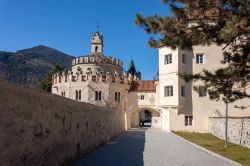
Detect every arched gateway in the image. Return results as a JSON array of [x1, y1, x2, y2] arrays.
[[127, 80, 161, 128], [129, 107, 161, 128]]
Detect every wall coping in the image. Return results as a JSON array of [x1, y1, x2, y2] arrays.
[[209, 117, 250, 119]]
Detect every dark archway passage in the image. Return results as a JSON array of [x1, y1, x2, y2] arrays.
[[129, 107, 161, 128], [139, 110, 152, 127]]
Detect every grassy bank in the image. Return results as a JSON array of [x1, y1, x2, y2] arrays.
[[174, 132, 250, 166]]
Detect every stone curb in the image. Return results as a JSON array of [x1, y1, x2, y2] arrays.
[[171, 132, 242, 166]]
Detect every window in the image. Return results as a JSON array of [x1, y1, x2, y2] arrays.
[[95, 91, 98, 101], [196, 53, 204, 64], [199, 88, 207, 97], [95, 46, 98, 52], [164, 54, 172, 64], [224, 55, 231, 63], [59, 76, 61, 83], [95, 91, 101, 101], [61, 92, 64, 96], [181, 86, 186, 97], [72, 76, 76, 82], [140, 95, 145, 100], [115, 92, 121, 102], [164, 86, 173, 97], [65, 76, 67, 82], [79, 90, 81, 100], [118, 92, 120, 102], [98, 91, 101, 101], [102, 75, 106, 82], [92, 76, 96, 82], [182, 54, 185, 64], [185, 116, 193, 126], [115, 92, 117, 101], [82, 76, 86, 82], [75, 90, 78, 100]]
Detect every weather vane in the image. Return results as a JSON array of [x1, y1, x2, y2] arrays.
[[96, 21, 100, 31]]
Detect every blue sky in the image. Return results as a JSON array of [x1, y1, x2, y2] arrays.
[[0, 0, 170, 80]]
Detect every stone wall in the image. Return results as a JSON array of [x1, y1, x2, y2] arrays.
[[209, 117, 250, 148], [0, 80, 126, 166]]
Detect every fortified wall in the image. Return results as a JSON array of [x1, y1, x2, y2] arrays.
[[52, 55, 138, 85], [0, 79, 126, 166], [209, 117, 250, 148]]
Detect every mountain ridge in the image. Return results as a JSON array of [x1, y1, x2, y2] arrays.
[[0, 45, 75, 88]]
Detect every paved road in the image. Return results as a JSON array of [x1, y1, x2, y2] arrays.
[[73, 128, 234, 166]]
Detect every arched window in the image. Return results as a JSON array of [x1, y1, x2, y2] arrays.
[[95, 46, 98, 52], [79, 90, 81, 100], [98, 91, 101, 101], [95, 91, 98, 101], [75, 90, 78, 100]]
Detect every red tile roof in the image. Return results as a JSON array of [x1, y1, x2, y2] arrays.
[[129, 80, 156, 92]]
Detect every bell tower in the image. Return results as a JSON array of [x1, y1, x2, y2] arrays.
[[91, 24, 103, 56]]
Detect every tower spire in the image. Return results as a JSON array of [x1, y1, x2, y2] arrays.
[[91, 23, 103, 56]]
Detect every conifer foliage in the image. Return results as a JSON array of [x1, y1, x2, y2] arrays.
[[38, 64, 65, 92], [135, 0, 250, 103]]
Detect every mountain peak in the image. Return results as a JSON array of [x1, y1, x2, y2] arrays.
[[17, 45, 58, 54]]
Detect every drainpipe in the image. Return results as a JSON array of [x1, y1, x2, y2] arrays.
[[225, 101, 228, 147]]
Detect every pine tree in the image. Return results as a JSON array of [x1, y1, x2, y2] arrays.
[[38, 64, 65, 92], [135, 0, 250, 103]]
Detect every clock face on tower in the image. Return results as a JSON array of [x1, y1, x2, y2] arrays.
[[149, 95, 155, 104]]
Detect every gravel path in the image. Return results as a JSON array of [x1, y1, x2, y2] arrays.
[[73, 128, 234, 166]]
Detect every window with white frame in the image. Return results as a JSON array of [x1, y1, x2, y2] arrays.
[[224, 54, 231, 63], [164, 54, 172, 64], [164, 86, 173, 97], [181, 86, 186, 97], [140, 95, 145, 100], [199, 88, 207, 97], [185, 116, 193, 126], [196, 53, 204, 64]]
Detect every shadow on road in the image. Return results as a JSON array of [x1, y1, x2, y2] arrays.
[[73, 128, 147, 166]]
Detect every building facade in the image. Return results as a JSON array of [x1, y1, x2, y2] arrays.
[[158, 45, 250, 132], [52, 30, 250, 132], [52, 31, 131, 111]]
